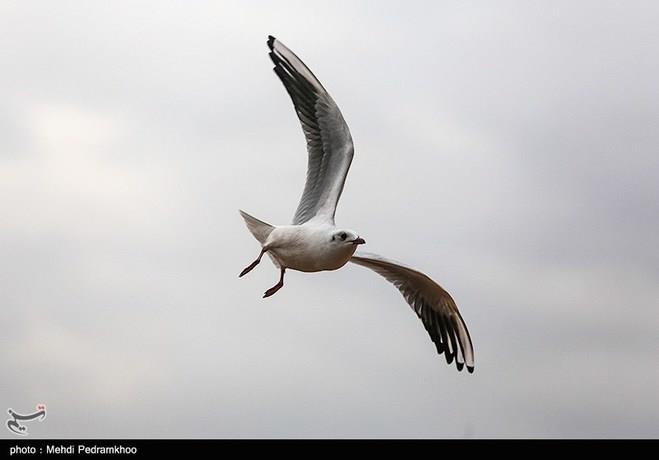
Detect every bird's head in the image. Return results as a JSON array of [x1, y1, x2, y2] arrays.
[[331, 229, 365, 246]]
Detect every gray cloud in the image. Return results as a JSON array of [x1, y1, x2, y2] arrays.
[[1, 1, 658, 438]]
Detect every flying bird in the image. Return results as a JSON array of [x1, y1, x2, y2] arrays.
[[239, 36, 474, 373]]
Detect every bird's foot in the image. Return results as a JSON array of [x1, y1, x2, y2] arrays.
[[239, 259, 260, 278], [263, 281, 283, 298]]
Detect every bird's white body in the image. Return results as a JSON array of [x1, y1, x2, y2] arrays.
[[266, 224, 359, 272]]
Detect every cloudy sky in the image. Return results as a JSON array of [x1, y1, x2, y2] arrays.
[[1, 1, 658, 438]]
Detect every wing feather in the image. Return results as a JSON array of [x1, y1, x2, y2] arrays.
[[267, 36, 354, 225], [350, 252, 475, 373]]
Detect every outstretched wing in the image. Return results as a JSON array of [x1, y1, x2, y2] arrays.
[[267, 36, 354, 225], [350, 252, 474, 373]]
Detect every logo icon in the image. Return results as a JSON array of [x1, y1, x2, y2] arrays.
[[6, 404, 46, 436]]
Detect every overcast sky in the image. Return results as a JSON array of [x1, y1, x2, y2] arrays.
[[1, 1, 658, 438]]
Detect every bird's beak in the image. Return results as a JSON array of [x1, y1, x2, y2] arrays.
[[351, 237, 366, 245]]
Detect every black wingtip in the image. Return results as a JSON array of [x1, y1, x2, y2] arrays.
[[467, 365, 475, 374], [456, 361, 464, 371], [267, 35, 276, 50]]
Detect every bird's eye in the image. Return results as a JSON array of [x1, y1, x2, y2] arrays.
[[340, 233, 347, 240]]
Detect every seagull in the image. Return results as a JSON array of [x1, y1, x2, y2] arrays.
[[239, 35, 474, 373]]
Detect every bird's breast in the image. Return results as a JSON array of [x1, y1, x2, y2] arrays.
[[269, 236, 355, 273]]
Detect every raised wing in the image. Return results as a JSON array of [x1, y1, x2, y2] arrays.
[[350, 253, 474, 373], [267, 36, 354, 225]]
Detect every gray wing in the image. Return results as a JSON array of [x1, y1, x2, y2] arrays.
[[267, 36, 354, 225], [350, 252, 475, 373]]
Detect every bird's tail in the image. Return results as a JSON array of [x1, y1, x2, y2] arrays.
[[239, 210, 274, 245]]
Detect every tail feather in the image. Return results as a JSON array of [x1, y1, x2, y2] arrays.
[[239, 210, 274, 245]]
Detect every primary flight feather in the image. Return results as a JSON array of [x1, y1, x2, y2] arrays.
[[239, 36, 474, 373]]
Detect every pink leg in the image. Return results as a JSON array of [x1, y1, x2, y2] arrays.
[[239, 248, 266, 278], [263, 268, 286, 298]]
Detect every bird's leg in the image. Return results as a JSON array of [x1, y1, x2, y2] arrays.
[[239, 248, 266, 278], [263, 268, 285, 298]]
